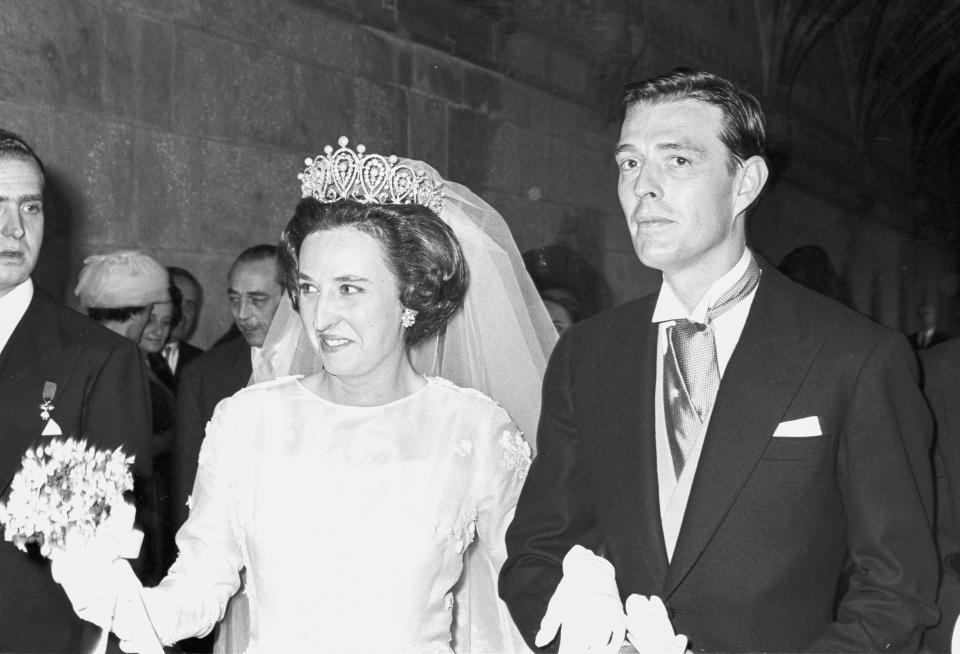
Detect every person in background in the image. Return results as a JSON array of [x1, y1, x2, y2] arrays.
[[540, 287, 581, 336], [500, 68, 937, 653], [137, 275, 183, 575], [150, 266, 204, 391], [777, 244, 855, 309], [76, 250, 172, 585], [0, 129, 152, 652], [173, 245, 284, 532], [523, 244, 614, 323], [912, 304, 952, 350], [170, 245, 284, 653], [169, 266, 203, 345], [78, 251, 170, 344]]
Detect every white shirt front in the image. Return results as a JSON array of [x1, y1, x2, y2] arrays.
[[164, 341, 180, 373], [0, 278, 34, 357], [651, 249, 758, 560]]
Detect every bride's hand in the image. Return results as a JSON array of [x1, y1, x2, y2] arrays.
[[50, 503, 164, 654], [623, 594, 688, 654], [50, 533, 123, 629], [50, 501, 141, 629]]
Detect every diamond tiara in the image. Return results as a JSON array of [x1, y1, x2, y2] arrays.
[[298, 137, 444, 214]]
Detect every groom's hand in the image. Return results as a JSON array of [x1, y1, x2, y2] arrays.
[[623, 594, 688, 654], [534, 545, 626, 653]]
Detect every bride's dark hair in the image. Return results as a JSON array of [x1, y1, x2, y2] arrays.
[[279, 198, 469, 346]]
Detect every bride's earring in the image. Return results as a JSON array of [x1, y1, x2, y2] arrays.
[[401, 308, 417, 328]]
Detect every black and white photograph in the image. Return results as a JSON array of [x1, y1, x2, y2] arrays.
[[1, 1, 959, 652]]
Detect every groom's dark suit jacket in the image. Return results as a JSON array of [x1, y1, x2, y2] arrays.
[[500, 261, 938, 653], [0, 286, 152, 653]]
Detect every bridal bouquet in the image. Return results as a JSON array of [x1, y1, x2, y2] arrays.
[[0, 438, 134, 556], [0, 438, 162, 654]]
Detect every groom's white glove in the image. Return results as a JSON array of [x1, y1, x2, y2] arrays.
[[623, 594, 688, 654], [535, 545, 626, 653]]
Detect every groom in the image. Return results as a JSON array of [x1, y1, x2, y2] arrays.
[[0, 129, 152, 652], [499, 69, 938, 652]]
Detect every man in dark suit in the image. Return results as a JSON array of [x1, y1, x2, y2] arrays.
[[173, 245, 282, 530], [0, 131, 152, 652], [911, 304, 952, 351], [499, 70, 937, 652], [148, 266, 204, 391], [922, 338, 960, 652]]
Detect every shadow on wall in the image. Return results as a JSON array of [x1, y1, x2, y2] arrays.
[[33, 170, 76, 303]]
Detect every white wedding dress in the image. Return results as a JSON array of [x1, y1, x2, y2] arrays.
[[147, 375, 532, 654]]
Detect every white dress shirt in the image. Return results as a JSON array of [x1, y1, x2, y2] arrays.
[[164, 341, 180, 374], [651, 249, 759, 560], [0, 278, 34, 357]]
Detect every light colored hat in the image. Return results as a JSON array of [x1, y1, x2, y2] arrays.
[[74, 250, 170, 308]]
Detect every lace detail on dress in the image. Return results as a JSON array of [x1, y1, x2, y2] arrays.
[[450, 509, 478, 554], [454, 439, 474, 457], [198, 426, 215, 471], [498, 429, 531, 484], [429, 376, 503, 407]]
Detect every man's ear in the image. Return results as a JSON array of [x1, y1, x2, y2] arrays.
[[733, 155, 769, 215]]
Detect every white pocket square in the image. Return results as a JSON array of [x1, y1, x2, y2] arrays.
[[773, 416, 822, 438]]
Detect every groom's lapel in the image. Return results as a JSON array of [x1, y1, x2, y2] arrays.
[[595, 298, 669, 591], [662, 268, 823, 598]]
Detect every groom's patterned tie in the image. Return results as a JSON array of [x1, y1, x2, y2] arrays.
[[664, 257, 761, 478]]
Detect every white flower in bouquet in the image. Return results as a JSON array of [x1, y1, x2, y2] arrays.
[[0, 438, 134, 557]]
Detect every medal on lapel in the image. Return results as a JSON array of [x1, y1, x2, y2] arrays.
[[39, 381, 62, 436]]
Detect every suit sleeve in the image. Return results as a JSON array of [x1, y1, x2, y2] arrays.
[[499, 331, 605, 651], [80, 337, 153, 478], [922, 350, 960, 652], [809, 333, 939, 651]]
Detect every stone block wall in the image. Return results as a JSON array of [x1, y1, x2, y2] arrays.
[[3, 0, 634, 346], [2, 0, 953, 344]]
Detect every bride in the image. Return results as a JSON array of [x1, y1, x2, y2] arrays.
[[53, 139, 556, 653]]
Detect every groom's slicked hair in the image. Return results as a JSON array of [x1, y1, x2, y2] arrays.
[[279, 198, 469, 346], [0, 128, 45, 181], [622, 68, 766, 173]]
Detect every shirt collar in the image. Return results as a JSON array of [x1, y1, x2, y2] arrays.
[[652, 248, 752, 324], [0, 278, 34, 351]]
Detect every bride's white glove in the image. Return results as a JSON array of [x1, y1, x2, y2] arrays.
[[535, 545, 626, 653], [623, 594, 688, 654], [50, 502, 141, 629], [49, 502, 164, 654]]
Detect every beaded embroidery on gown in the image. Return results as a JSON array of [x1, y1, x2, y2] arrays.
[[149, 375, 531, 653]]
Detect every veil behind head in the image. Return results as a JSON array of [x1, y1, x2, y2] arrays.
[[254, 161, 557, 450]]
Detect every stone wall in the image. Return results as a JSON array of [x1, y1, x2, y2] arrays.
[[2, 0, 953, 345], [3, 0, 629, 346]]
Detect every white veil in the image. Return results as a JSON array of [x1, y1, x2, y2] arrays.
[[252, 161, 557, 446]]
